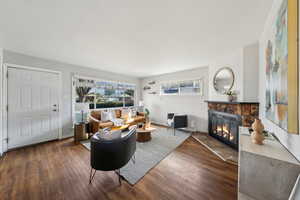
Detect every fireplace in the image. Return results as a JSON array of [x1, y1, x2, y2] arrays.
[[208, 110, 242, 150]]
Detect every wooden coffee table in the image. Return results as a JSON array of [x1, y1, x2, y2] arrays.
[[136, 127, 156, 142]]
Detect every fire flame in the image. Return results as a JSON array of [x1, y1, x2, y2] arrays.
[[216, 125, 234, 141]]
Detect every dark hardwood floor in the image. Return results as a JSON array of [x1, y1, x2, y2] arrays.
[[0, 137, 238, 200]]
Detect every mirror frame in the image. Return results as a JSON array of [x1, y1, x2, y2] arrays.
[[213, 67, 235, 94]]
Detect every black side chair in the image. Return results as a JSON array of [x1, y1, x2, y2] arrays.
[[167, 113, 188, 135], [89, 127, 137, 185]]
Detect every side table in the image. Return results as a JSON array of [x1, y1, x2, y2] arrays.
[[74, 122, 89, 144]]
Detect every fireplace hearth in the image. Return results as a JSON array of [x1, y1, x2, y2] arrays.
[[208, 110, 242, 150]]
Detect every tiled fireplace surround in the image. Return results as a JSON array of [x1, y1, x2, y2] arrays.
[[206, 101, 259, 150], [206, 101, 259, 127]]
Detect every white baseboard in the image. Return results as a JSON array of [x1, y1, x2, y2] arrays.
[[60, 133, 73, 139], [151, 121, 168, 127], [152, 120, 199, 133]]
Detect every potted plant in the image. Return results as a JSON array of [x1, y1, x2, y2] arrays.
[[144, 108, 151, 129]]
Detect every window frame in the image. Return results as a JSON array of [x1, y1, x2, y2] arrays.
[[72, 75, 137, 111], [160, 78, 204, 96]]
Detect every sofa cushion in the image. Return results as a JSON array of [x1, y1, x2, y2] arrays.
[[99, 121, 114, 129], [115, 109, 122, 118], [90, 110, 101, 120], [134, 115, 145, 122]]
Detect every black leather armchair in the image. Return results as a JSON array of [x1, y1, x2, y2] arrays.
[[89, 127, 137, 185], [167, 113, 188, 135]]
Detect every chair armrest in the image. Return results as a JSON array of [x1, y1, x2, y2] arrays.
[[137, 112, 145, 116], [88, 114, 101, 134], [88, 114, 100, 123]]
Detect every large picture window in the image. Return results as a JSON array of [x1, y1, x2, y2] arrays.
[[160, 79, 203, 96], [74, 77, 135, 109]]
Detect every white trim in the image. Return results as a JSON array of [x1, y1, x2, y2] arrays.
[[1, 63, 63, 153], [73, 74, 137, 85], [60, 133, 73, 139], [5, 63, 62, 75]]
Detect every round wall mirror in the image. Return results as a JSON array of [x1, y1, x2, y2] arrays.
[[213, 67, 235, 94]]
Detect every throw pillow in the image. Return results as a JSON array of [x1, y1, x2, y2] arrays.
[[115, 109, 122, 118], [109, 110, 116, 120], [95, 130, 122, 141], [101, 111, 111, 122], [121, 108, 130, 119], [131, 108, 137, 117]]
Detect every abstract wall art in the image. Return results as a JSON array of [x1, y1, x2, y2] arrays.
[[265, 0, 298, 134]]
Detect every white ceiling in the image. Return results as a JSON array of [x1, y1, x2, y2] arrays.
[[0, 0, 273, 77]]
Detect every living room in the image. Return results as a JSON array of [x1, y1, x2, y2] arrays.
[[1, 0, 300, 199]]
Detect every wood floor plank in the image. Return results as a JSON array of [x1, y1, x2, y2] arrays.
[[0, 137, 238, 200]]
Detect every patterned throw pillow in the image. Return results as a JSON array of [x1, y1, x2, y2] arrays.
[[121, 108, 130, 119], [130, 108, 137, 117], [94, 130, 122, 141], [109, 109, 116, 119]]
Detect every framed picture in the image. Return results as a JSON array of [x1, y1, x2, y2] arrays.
[[265, 0, 299, 134]]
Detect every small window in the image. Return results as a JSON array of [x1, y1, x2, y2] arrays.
[[161, 82, 179, 95], [160, 79, 203, 96]]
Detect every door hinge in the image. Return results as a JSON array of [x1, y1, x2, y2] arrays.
[[6, 105, 8, 112], [6, 72, 8, 78], [4, 138, 8, 144]]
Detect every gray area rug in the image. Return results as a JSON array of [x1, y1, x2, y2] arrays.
[[81, 127, 190, 185]]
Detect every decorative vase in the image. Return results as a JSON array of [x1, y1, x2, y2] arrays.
[[228, 95, 236, 102], [251, 119, 265, 145]]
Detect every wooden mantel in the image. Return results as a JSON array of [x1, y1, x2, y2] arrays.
[[205, 100, 259, 127]]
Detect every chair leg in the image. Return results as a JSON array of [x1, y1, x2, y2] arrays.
[[89, 168, 97, 184], [132, 154, 136, 164], [116, 169, 122, 185]]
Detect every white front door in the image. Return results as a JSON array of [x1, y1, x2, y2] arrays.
[[7, 67, 60, 149]]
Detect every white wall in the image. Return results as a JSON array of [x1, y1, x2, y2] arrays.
[[209, 48, 244, 101], [259, 0, 300, 160], [2, 50, 141, 140], [141, 67, 209, 132], [243, 43, 259, 102], [208, 42, 259, 102]]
